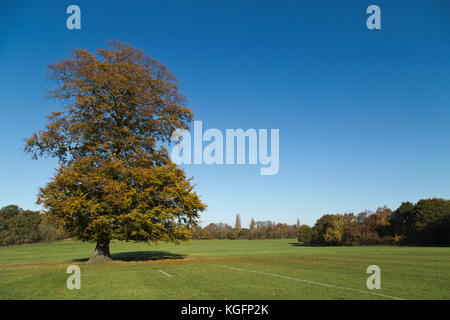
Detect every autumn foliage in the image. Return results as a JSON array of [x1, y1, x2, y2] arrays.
[[25, 42, 206, 262]]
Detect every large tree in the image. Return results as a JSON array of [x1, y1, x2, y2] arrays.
[[25, 41, 206, 262]]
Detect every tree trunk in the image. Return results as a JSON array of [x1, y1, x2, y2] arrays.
[[88, 239, 112, 263]]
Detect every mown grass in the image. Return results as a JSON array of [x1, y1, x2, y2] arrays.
[[0, 239, 448, 299]]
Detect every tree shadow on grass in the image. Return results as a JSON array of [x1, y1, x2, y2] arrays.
[[72, 251, 186, 263], [288, 242, 302, 247], [112, 251, 186, 262], [288, 242, 323, 247]]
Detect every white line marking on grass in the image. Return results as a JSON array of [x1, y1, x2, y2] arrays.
[[214, 264, 406, 300], [159, 269, 174, 278]]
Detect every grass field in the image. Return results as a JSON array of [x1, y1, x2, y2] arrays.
[[0, 239, 448, 300]]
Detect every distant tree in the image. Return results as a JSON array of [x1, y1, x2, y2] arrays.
[[323, 215, 344, 245], [389, 201, 415, 238], [311, 214, 336, 245], [38, 213, 67, 242], [0, 205, 21, 220], [341, 213, 361, 245], [238, 228, 250, 240], [412, 198, 450, 244], [249, 217, 256, 239], [225, 230, 236, 240], [25, 42, 206, 262], [198, 228, 212, 240], [0, 205, 41, 245], [202, 223, 232, 239], [296, 218, 300, 230], [235, 214, 241, 233], [297, 225, 312, 244], [373, 206, 392, 238]]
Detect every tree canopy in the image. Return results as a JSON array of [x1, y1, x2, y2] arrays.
[[25, 42, 206, 262], [301, 199, 450, 246]]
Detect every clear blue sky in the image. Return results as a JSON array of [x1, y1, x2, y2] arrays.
[[1, 0, 449, 227]]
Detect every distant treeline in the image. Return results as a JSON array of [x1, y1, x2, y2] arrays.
[[2, 198, 449, 246], [0, 205, 67, 246], [193, 198, 450, 246], [192, 219, 299, 240], [299, 198, 450, 246]]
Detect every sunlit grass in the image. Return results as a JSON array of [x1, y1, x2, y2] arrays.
[[0, 239, 448, 299]]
